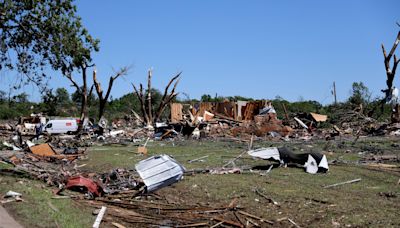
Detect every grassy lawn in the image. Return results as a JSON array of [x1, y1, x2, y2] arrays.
[[0, 175, 93, 228], [79, 138, 400, 227], [1, 137, 400, 227]]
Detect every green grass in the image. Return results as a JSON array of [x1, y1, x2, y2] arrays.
[[0, 176, 94, 228], [79, 140, 251, 172], [2, 137, 400, 227], [78, 138, 400, 227]]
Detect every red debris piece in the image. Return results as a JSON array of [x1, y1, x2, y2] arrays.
[[66, 176, 102, 197]]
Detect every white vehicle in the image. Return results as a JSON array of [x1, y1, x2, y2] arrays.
[[44, 119, 78, 134]]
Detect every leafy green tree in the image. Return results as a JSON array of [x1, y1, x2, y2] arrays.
[[41, 89, 58, 116], [12, 92, 29, 103], [348, 82, 371, 107], [1, 0, 99, 128], [107, 93, 141, 119], [226, 95, 254, 101], [72, 87, 97, 106], [55, 88, 70, 105], [0, 90, 6, 103], [1, 0, 98, 84], [38, 88, 73, 116], [201, 94, 212, 102]]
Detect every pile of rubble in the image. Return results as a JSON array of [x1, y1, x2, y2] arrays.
[[3, 99, 400, 148], [0, 140, 288, 227], [167, 100, 295, 140]]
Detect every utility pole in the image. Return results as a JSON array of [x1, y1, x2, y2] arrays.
[[333, 81, 337, 105]]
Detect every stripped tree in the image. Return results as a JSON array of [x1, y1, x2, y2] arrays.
[[65, 64, 95, 129], [381, 23, 400, 122], [92, 66, 130, 121], [132, 70, 181, 127]]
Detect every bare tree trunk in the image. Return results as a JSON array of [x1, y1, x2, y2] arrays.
[[133, 83, 150, 125], [80, 65, 88, 126], [98, 100, 106, 121], [147, 69, 153, 126], [381, 27, 400, 123], [65, 64, 90, 132], [132, 71, 181, 126], [93, 66, 130, 121], [154, 72, 181, 121]]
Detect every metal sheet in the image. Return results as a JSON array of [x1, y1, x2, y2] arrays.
[[247, 147, 281, 161], [135, 155, 185, 192]]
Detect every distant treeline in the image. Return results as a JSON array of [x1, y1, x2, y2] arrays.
[[0, 82, 392, 123]]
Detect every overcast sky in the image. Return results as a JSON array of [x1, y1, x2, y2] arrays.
[[1, 0, 399, 104]]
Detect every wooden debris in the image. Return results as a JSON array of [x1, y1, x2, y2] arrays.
[[365, 163, 400, 172], [323, 178, 362, 189], [1, 198, 17, 204], [212, 217, 244, 228], [245, 218, 260, 227], [228, 198, 238, 209], [210, 221, 224, 228], [137, 137, 149, 155], [30, 144, 56, 156], [47, 201, 59, 212], [223, 136, 253, 168], [254, 188, 278, 205], [92, 206, 107, 228], [288, 218, 301, 228], [176, 223, 209, 228], [233, 212, 246, 227], [188, 155, 209, 163], [310, 112, 328, 122], [111, 222, 126, 228], [238, 210, 274, 225], [171, 103, 184, 123], [304, 197, 330, 204]]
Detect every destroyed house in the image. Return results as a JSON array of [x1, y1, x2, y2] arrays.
[[170, 100, 267, 123]]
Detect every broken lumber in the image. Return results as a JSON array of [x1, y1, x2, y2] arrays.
[[212, 217, 244, 228], [254, 188, 278, 205], [92, 206, 107, 228], [323, 178, 362, 189], [176, 223, 209, 228], [238, 210, 274, 225], [188, 155, 209, 163], [111, 222, 126, 228], [223, 136, 253, 168], [210, 222, 224, 228], [288, 218, 301, 228]]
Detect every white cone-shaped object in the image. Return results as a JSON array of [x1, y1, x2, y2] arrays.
[[318, 155, 329, 171], [304, 154, 318, 174]]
